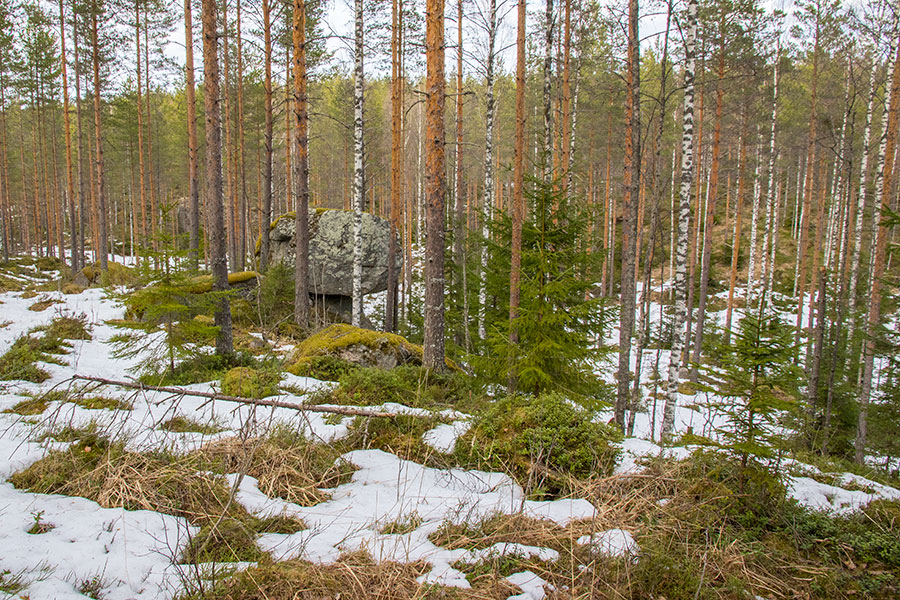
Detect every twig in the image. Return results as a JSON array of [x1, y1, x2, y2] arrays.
[[70, 374, 405, 418]]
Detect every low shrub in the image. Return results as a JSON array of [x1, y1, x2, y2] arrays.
[[318, 364, 479, 410], [453, 393, 621, 498], [288, 355, 360, 382]]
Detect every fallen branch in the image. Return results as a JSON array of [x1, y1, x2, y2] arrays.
[[70, 374, 403, 418]]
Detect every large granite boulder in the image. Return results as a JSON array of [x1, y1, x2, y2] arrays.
[[264, 209, 400, 296]]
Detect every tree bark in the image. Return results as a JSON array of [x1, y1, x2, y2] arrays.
[[201, 0, 233, 355], [423, 0, 447, 370], [351, 0, 365, 327], [615, 0, 641, 427], [478, 0, 497, 341], [662, 0, 697, 440], [90, 1, 108, 271], [293, 0, 310, 328], [185, 0, 200, 270], [59, 0, 76, 270]]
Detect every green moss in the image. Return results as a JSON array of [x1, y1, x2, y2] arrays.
[[4, 396, 50, 415], [185, 271, 259, 293], [288, 355, 360, 381], [221, 366, 281, 398], [316, 364, 479, 410], [0, 334, 68, 382], [70, 395, 133, 411], [82, 261, 138, 287], [159, 416, 224, 435], [37, 314, 92, 341]]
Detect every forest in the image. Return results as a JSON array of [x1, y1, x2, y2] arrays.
[[2, 0, 900, 597]]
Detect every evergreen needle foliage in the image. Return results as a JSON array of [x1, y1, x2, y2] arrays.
[[699, 305, 801, 471], [475, 177, 612, 400]]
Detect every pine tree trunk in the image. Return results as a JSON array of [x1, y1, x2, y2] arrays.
[[185, 0, 200, 270], [351, 0, 365, 327], [143, 14, 157, 259], [662, 0, 697, 439], [542, 0, 553, 175], [723, 123, 747, 344], [560, 0, 571, 189], [135, 2, 147, 261], [454, 0, 466, 345], [795, 15, 821, 348], [423, 0, 447, 370], [689, 44, 722, 381], [386, 0, 403, 332], [615, 0, 641, 427], [293, 0, 310, 328], [259, 0, 273, 272], [236, 0, 247, 270], [59, 0, 76, 270], [201, 0, 233, 355], [90, 2, 108, 271]]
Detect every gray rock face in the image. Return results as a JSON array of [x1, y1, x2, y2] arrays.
[[267, 209, 400, 296]]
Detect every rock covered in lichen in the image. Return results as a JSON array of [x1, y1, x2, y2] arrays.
[[264, 209, 400, 296]]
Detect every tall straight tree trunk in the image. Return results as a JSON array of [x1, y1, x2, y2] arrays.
[[857, 28, 900, 464], [90, 1, 108, 271], [236, 0, 247, 270], [724, 122, 748, 344], [201, 0, 233, 354], [615, 0, 641, 427], [293, 0, 310, 327], [59, 0, 76, 269], [73, 19, 87, 267], [185, 0, 200, 269], [795, 12, 821, 347], [847, 51, 883, 342], [761, 37, 781, 308], [0, 85, 8, 263], [542, 0, 553, 174], [259, 0, 273, 271], [747, 136, 762, 304], [386, 0, 403, 332], [559, 0, 571, 189], [506, 0, 526, 388], [478, 0, 497, 341], [630, 0, 672, 434], [135, 2, 147, 260], [454, 0, 467, 346], [690, 39, 725, 381], [284, 46, 292, 221], [662, 0, 697, 439], [423, 0, 447, 370], [351, 0, 365, 327], [144, 13, 157, 258]]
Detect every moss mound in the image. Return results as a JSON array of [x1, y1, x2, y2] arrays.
[[187, 271, 259, 294], [287, 324, 428, 373], [81, 262, 138, 287], [221, 366, 281, 398], [454, 393, 621, 498]]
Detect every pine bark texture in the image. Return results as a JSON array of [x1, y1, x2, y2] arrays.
[[201, 0, 233, 354], [423, 0, 446, 370]]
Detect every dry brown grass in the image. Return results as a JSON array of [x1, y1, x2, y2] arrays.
[[197, 431, 356, 506], [189, 551, 519, 600]]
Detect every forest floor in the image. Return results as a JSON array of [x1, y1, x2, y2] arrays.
[[1, 256, 900, 600]]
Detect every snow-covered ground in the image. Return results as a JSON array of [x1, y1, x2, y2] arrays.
[[0, 274, 898, 599]]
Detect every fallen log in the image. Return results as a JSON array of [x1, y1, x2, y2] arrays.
[[70, 374, 403, 418]]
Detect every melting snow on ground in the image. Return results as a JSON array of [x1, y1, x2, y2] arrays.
[[1, 279, 899, 599]]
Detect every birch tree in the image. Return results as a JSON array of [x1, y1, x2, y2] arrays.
[[662, 0, 697, 439], [351, 0, 364, 327]]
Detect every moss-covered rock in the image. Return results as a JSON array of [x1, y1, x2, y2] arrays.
[[186, 270, 259, 294], [286, 324, 427, 373], [221, 366, 281, 398]]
